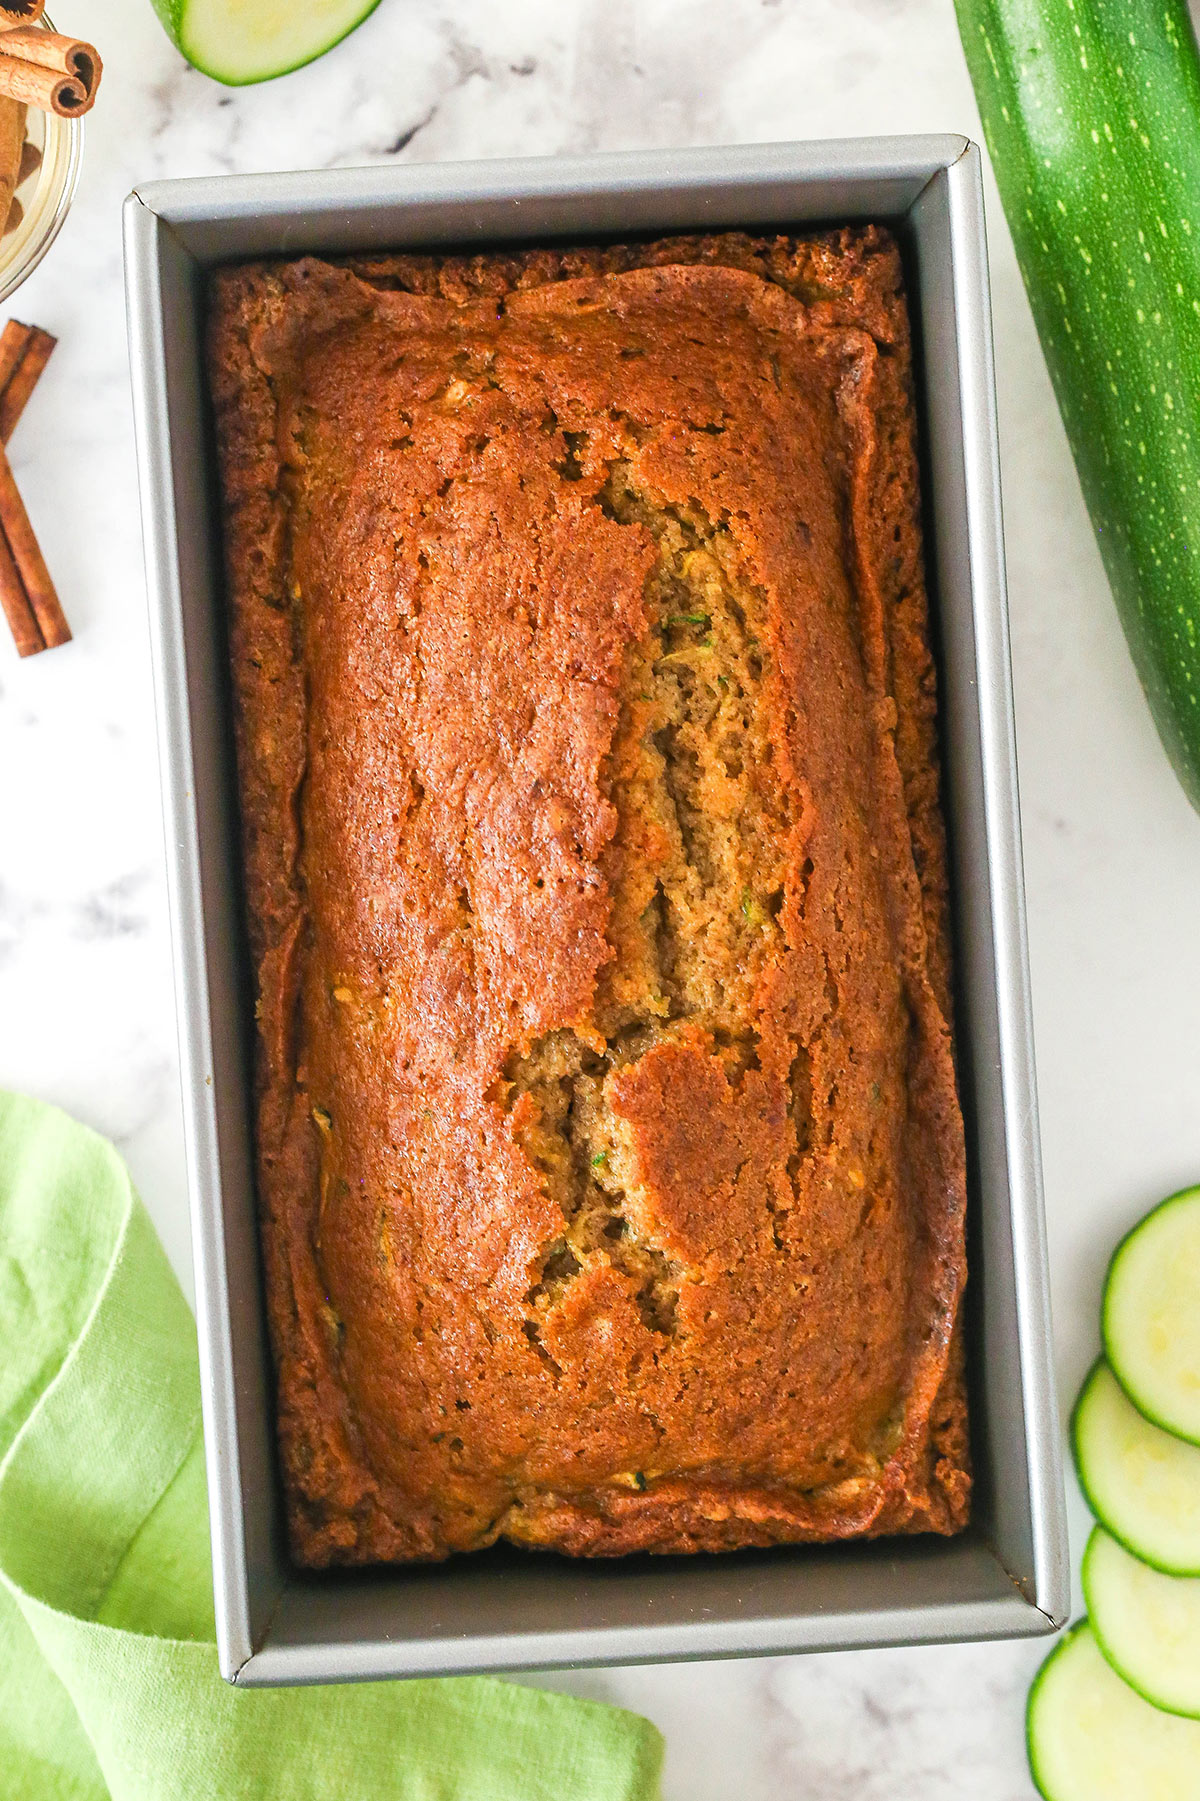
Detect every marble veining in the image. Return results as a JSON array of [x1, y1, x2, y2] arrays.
[[4, 0, 1200, 1792]]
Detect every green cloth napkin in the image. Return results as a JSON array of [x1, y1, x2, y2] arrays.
[[0, 1091, 664, 1800]]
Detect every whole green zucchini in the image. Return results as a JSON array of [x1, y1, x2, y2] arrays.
[[956, 0, 1200, 810]]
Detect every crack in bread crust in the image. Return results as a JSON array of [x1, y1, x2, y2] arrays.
[[503, 467, 794, 1353], [208, 227, 970, 1567]]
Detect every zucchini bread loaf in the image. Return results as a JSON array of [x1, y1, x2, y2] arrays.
[[209, 227, 970, 1566]]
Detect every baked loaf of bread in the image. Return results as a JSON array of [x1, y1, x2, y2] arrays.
[[209, 227, 970, 1566]]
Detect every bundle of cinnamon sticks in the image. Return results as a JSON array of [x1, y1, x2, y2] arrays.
[[0, 2, 99, 118], [0, 317, 68, 654], [0, 3, 100, 238]]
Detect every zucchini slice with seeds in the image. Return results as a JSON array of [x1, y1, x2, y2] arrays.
[[1103, 1188, 1200, 1445], [1083, 1526, 1200, 1719], [1072, 1360, 1200, 1576], [1027, 1621, 1200, 1800]]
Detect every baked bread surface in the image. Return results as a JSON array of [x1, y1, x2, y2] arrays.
[[208, 228, 971, 1565]]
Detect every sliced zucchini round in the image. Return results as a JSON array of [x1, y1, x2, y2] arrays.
[[1027, 1620, 1200, 1800], [1072, 1360, 1200, 1575], [151, 0, 382, 86], [1103, 1188, 1200, 1444], [1084, 1527, 1200, 1718]]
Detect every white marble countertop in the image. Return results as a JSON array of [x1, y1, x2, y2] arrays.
[[6, 0, 1200, 1792]]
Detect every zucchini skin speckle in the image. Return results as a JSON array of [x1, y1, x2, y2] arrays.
[[956, 0, 1200, 810]]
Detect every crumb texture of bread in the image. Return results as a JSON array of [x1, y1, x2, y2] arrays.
[[207, 228, 970, 1565]]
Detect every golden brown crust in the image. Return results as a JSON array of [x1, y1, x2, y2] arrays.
[[208, 227, 970, 1566]]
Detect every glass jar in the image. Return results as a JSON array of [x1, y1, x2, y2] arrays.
[[0, 16, 82, 303]]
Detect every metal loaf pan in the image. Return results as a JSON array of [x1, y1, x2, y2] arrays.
[[124, 137, 1068, 1686]]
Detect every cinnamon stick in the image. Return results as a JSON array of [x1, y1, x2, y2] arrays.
[[0, 506, 41, 654], [0, 96, 21, 225], [0, 55, 84, 116], [0, 27, 99, 83], [0, 33, 100, 118], [0, 3, 46, 24], [0, 318, 30, 392], [0, 319, 65, 656], [0, 438, 66, 646], [0, 321, 53, 439]]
